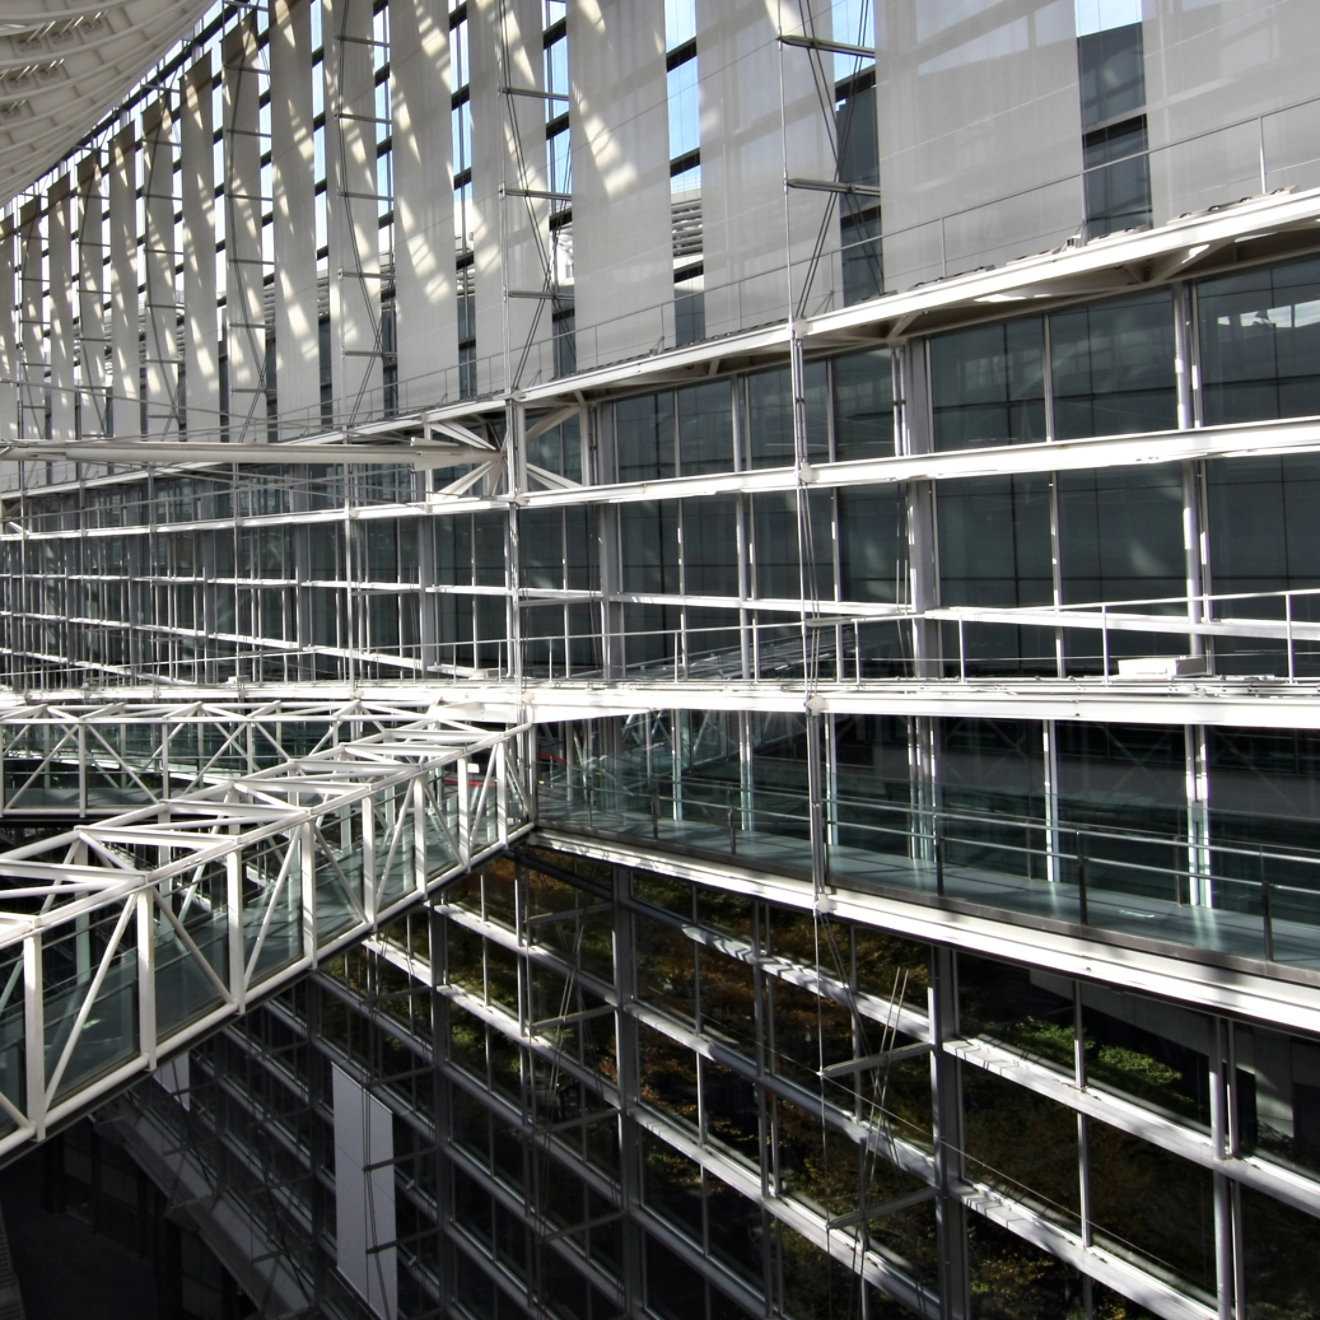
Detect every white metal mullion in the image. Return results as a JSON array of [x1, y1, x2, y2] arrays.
[[457, 755, 471, 868], [496, 741, 509, 847], [226, 845, 245, 1012], [136, 889, 156, 1072], [22, 933, 43, 1137], [362, 782, 377, 924], [412, 775, 426, 893]]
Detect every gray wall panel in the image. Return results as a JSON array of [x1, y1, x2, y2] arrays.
[[697, 0, 841, 337], [47, 178, 74, 443], [19, 201, 42, 441], [390, 0, 458, 408], [182, 59, 221, 440], [470, 0, 554, 392], [568, 0, 674, 368], [1144, 0, 1320, 219], [332, 1065, 397, 1319], [877, 0, 1085, 291], [271, 0, 321, 427], [224, 24, 266, 441], [324, 0, 384, 422], [109, 125, 141, 439], [77, 157, 109, 440], [0, 221, 17, 446], [144, 102, 179, 438]]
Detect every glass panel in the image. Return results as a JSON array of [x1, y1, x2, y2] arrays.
[[1199, 256, 1320, 425], [678, 380, 733, 475], [156, 858, 230, 1035], [941, 718, 1048, 882], [1078, 21, 1146, 129], [745, 364, 827, 470], [1087, 1119, 1217, 1303], [931, 318, 1045, 450], [963, 1066, 1080, 1232], [937, 474, 1054, 674], [1051, 289, 1175, 438], [968, 1216, 1090, 1319], [1233, 1021, 1320, 1179], [1080, 985, 1212, 1130], [833, 346, 893, 460], [1084, 118, 1152, 237], [1239, 1179, 1320, 1320], [616, 391, 675, 482], [958, 952, 1075, 1071], [44, 912, 139, 1103], [1206, 455, 1320, 678], [1056, 722, 1187, 911], [1207, 728, 1320, 955], [681, 496, 738, 596]]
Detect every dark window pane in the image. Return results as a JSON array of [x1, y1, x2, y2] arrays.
[[931, 320, 1045, 450], [1050, 289, 1176, 437], [1078, 21, 1146, 129], [1084, 117, 1152, 237]]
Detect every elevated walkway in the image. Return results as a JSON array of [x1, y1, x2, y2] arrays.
[[0, 707, 531, 1159]]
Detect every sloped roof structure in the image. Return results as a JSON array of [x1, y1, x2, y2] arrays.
[[0, 0, 212, 206]]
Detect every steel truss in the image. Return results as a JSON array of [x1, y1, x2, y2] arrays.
[[0, 705, 533, 1156], [0, 692, 442, 818]]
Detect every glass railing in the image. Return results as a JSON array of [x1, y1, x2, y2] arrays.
[[539, 764, 1320, 975]]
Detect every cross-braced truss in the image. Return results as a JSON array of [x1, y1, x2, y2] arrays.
[[0, 701, 532, 1156]]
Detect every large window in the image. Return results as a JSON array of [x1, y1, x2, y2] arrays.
[[1198, 256, 1320, 425]]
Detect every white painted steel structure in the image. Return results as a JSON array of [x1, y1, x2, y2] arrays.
[[0, 702, 531, 1155]]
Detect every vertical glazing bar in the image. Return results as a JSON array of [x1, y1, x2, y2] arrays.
[[182, 56, 221, 440], [22, 933, 43, 1139], [301, 819, 318, 964], [227, 847, 246, 1009], [362, 782, 377, 922], [137, 889, 157, 1070], [456, 755, 471, 867]]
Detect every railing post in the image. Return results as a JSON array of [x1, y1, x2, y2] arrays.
[[728, 803, 737, 856], [1100, 605, 1109, 682], [1077, 830, 1089, 925], [651, 792, 659, 840], [1260, 849, 1275, 962], [934, 815, 945, 897], [1285, 592, 1295, 681], [958, 618, 966, 682]]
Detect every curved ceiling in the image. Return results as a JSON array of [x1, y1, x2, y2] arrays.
[[0, 0, 215, 208]]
